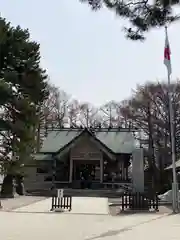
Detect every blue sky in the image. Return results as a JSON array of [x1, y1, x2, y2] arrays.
[[1, 1, 180, 106]]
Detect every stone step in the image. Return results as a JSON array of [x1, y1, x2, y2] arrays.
[[26, 182, 133, 197]]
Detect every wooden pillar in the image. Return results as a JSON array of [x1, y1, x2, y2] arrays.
[[118, 161, 122, 181], [125, 167, 128, 181], [100, 158, 103, 183], [69, 158, 73, 183], [52, 157, 56, 189], [121, 161, 124, 180]]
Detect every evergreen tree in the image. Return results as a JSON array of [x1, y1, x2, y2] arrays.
[[0, 17, 48, 197], [80, 0, 179, 40]]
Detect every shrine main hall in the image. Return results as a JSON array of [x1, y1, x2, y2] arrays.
[[25, 127, 144, 191]]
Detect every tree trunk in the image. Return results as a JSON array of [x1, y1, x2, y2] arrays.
[[15, 174, 25, 195], [0, 174, 15, 198]]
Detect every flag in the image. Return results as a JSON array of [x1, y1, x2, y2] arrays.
[[164, 26, 172, 75]]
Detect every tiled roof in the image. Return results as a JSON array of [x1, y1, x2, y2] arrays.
[[39, 128, 137, 154], [96, 131, 136, 153], [40, 129, 82, 153]]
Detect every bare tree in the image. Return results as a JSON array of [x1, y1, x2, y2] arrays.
[[67, 99, 80, 127], [36, 83, 70, 151], [78, 102, 100, 127], [99, 101, 124, 127], [118, 81, 180, 191]]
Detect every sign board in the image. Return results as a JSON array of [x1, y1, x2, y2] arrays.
[[57, 189, 64, 199]]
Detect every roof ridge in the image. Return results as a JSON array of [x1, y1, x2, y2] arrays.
[[45, 127, 138, 132]]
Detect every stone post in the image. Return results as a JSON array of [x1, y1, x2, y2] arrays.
[[132, 148, 144, 193]]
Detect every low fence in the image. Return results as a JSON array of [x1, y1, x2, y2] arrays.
[[51, 195, 72, 211], [121, 192, 159, 211]]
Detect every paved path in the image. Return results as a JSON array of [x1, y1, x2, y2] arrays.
[[1, 196, 179, 240], [12, 197, 109, 214], [0, 196, 46, 211], [0, 210, 174, 240], [70, 197, 109, 214]]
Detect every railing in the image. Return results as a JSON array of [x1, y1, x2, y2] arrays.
[[51, 195, 72, 211], [121, 192, 159, 211]]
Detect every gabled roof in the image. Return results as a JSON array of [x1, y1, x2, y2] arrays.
[[40, 128, 82, 154], [95, 131, 136, 153], [40, 127, 137, 155], [55, 129, 115, 161]]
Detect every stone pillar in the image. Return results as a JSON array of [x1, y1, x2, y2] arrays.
[[132, 148, 144, 193]]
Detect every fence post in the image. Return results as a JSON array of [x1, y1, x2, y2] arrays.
[[155, 194, 159, 211], [50, 196, 54, 211], [69, 196, 72, 211], [122, 194, 124, 211]]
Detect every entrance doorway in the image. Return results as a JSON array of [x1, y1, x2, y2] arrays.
[[72, 160, 100, 188]]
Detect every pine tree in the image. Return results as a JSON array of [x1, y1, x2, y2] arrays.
[[80, 0, 179, 40], [0, 17, 48, 197]]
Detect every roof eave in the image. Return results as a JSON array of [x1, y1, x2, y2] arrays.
[[33, 153, 53, 161]]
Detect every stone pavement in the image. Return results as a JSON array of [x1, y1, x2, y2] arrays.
[[12, 197, 109, 214], [0, 195, 46, 211], [0, 210, 178, 240], [0, 196, 179, 240]]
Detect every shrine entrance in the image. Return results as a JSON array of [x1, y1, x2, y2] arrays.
[[72, 160, 101, 189]]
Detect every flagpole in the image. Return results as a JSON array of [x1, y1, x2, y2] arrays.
[[167, 71, 178, 213], [165, 26, 179, 213]]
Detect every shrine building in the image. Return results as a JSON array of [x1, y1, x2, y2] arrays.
[[25, 127, 144, 191]]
